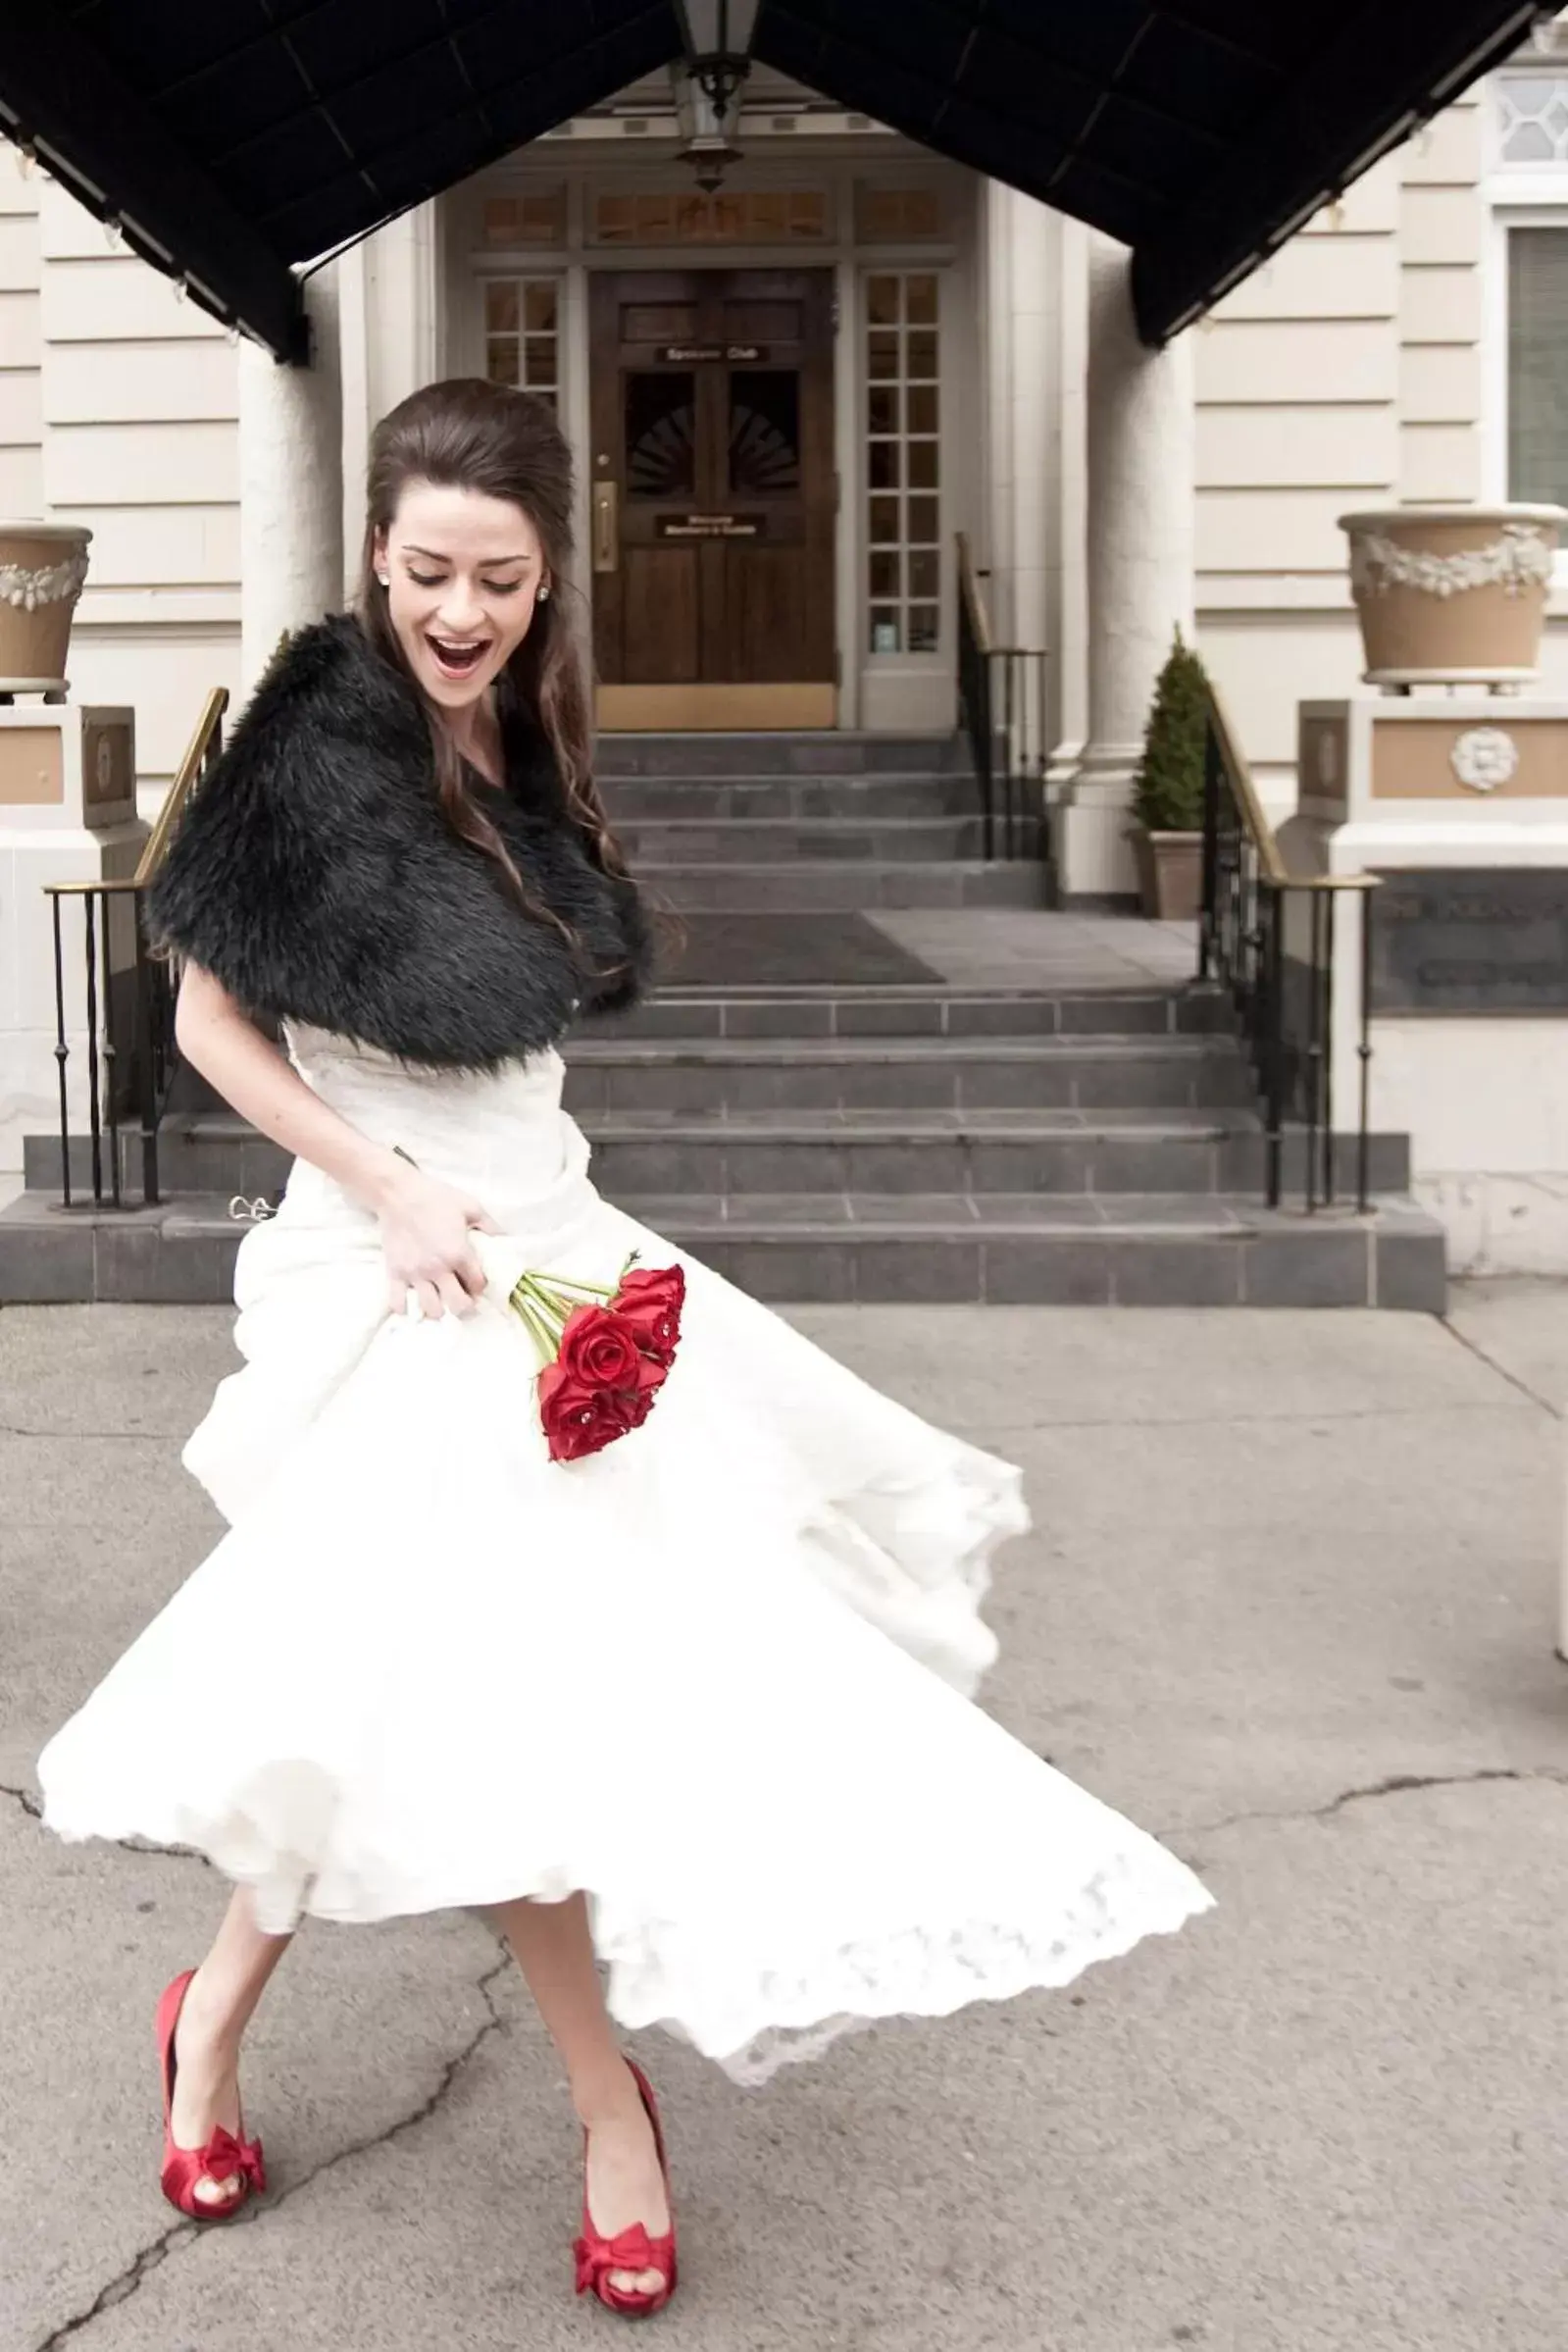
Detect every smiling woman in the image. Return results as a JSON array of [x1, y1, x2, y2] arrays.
[[34, 375, 1212, 2325], [378, 493, 545, 699], [357, 380, 628, 956]]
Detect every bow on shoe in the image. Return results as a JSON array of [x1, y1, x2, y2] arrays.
[[575, 2223, 668, 2297], [198, 2124, 267, 2196]]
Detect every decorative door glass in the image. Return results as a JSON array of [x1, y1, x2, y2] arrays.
[[625, 372, 697, 498], [730, 370, 801, 495]]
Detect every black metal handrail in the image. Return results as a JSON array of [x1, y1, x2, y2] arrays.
[[44, 687, 228, 1209], [955, 532, 1047, 860], [1197, 684, 1379, 1213]]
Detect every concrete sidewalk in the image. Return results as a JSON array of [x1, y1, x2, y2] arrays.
[[4, 1288, 1567, 2351]]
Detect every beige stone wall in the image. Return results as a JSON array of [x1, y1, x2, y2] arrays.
[[0, 164, 43, 515], [0, 151, 243, 802], [1195, 83, 1568, 815]]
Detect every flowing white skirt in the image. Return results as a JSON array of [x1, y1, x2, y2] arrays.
[[36, 1019, 1213, 2083]]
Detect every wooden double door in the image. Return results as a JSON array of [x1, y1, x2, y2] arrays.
[[589, 268, 836, 730]]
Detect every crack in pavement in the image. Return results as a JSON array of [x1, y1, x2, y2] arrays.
[[1180, 1764, 1568, 1845], [1441, 1316, 1562, 1420], [1, 1779, 216, 1871], [30, 1950, 516, 2352]]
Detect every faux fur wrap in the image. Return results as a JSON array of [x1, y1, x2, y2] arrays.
[[142, 611, 655, 1072]]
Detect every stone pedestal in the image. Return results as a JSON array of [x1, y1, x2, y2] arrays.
[[1291, 692, 1568, 1273], [1054, 231, 1194, 900], [0, 702, 145, 1175]]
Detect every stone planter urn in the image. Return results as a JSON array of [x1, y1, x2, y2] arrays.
[[0, 522, 92, 693], [1339, 504, 1566, 689], [1133, 828, 1204, 923]]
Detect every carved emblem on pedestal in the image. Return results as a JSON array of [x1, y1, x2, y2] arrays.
[[1448, 727, 1519, 794]]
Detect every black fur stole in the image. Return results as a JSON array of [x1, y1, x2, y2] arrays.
[[142, 611, 654, 1073]]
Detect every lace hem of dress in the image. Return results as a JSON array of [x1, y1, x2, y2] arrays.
[[606, 1843, 1217, 2087]]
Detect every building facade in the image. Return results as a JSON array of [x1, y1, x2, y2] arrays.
[[2, 45, 1566, 860]]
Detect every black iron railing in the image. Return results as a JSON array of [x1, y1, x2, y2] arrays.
[[955, 532, 1048, 860], [44, 687, 228, 1208], [1197, 685, 1378, 1213]]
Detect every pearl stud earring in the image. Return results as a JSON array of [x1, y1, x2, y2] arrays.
[[376, 571, 390, 587], [537, 584, 550, 602]]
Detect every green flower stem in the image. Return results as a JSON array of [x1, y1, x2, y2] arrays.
[[515, 1274, 573, 1333], [511, 1285, 564, 1343], [528, 1273, 618, 1303], [509, 1292, 557, 1366]]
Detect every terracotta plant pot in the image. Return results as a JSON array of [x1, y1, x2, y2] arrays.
[[1339, 504, 1566, 688], [0, 521, 92, 691], [1134, 828, 1203, 922]]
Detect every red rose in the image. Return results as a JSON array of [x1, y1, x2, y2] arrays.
[[557, 1304, 644, 1394], [612, 1265, 686, 1366], [624, 1351, 670, 1428], [537, 1361, 638, 1462]]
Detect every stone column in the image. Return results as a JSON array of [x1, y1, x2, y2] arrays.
[[237, 263, 344, 695], [1055, 230, 1194, 899]]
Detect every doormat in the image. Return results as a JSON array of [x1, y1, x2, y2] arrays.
[[656, 913, 943, 989]]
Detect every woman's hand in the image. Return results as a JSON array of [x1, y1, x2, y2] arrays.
[[374, 1160, 504, 1322]]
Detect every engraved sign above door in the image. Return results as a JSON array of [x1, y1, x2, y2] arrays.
[[589, 269, 836, 731]]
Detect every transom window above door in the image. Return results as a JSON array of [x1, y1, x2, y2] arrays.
[[593, 189, 831, 244]]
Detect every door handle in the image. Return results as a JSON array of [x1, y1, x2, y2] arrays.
[[592, 479, 619, 573]]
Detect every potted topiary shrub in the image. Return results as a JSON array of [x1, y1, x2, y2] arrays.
[[1131, 627, 1210, 921]]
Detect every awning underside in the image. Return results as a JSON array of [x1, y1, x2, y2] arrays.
[[0, 0, 1544, 358]]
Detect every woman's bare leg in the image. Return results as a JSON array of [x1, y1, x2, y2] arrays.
[[489, 1892, 670, 2299], [169, 1882, 293, 2204]]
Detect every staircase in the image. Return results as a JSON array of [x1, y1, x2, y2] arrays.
[[0, 731, 1445, 1308]]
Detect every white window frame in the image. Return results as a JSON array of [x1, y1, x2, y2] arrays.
[[1483, 62, 1568, 588]]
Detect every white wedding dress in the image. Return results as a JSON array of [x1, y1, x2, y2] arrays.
[[36, 1019, 1213, 2083]]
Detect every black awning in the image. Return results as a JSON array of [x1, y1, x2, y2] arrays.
[[0, 0, 1545, 360]]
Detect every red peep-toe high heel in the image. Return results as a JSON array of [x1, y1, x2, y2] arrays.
[[573, 2057, 678, 2318], [155, 1968, 267, 2221]]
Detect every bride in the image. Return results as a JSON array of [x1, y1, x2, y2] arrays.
[[34, 376, 1212, 2319]]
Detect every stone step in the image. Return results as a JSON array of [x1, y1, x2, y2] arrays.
[[560, 1034, 1256, 1115], [583, 1114, 1413, 1201], [602, 983, 1231, 1042], [601, 773, 980, 822], [614, 814, 1000, 864], [636, 859, 1046, 911], [26, 1106, 1410, 1204], [595, 731, 967, 777], [0, 1187, 1446, 1310]]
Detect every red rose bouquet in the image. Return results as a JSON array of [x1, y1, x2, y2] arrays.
[[387, 1147, 683, 1463], [508, 1253, 685, 1463]]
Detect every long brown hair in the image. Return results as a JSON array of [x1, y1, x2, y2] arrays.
[[358, 377, 632, 961]]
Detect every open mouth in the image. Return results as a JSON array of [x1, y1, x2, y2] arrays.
[[425, 634, 490, 682]]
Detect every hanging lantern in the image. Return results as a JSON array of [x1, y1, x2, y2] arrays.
[[672, 0, 761, 191]]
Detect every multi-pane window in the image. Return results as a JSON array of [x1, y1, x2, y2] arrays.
[[482, 280, 561, 408], [1507, 226, 1568, 506], [1497, 74, 1568, 164], [864, 271, 940, 656]]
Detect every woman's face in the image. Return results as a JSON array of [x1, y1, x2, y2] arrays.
[[373, 479, 549, 713]]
